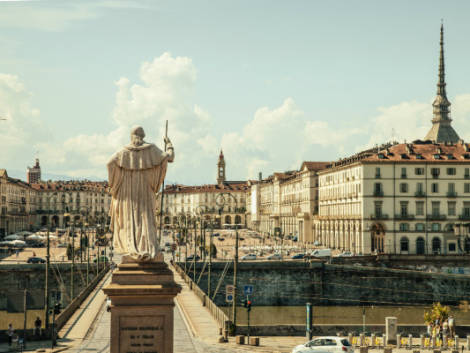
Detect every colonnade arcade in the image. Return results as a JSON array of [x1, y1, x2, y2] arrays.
[[315, 220, 363, 254]]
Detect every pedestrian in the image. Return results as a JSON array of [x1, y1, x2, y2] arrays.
[[7, 323, 14, 346], [34, 316, 42, 337], [448, 315, 455, 338]]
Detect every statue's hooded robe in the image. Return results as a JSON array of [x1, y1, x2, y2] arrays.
[[107, 142, 170, 261]]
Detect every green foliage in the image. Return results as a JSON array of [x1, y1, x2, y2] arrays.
[[424, 302, 451, 325]]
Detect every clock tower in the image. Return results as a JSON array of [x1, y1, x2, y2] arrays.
[[217, 150, 226, 184]]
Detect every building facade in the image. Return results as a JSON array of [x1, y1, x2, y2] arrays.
[[157, 151, 248, 229], [26, 158, 41, 184], [246, 162, 329, 242]]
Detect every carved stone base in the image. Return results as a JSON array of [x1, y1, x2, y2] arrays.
[[103, 261, 181, 353]]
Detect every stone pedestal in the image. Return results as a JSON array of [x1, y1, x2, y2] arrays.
[[386, 317, 397, 345], [103, 261, 181, 353]]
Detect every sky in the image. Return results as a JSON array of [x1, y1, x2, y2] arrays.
[[1, 0, 470, 184]]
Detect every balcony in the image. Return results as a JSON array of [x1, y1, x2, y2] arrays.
[[427, 214, 447, 221], [414, 191, 426, 197], [459, 214, 470, 220], [370, 214, 389, 220], [395, 214, 415, 220], [373, 190, 384, 197], [446, 191, 458, 198]]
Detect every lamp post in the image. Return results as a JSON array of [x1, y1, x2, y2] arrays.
[[217, 192, 239, 334]]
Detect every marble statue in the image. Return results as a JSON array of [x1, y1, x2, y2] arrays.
[[107, 126, 174, 262]]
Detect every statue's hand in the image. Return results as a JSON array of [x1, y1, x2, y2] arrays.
[[164, 136, 172, 146]]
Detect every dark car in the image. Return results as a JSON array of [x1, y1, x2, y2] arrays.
[[291, 253, 304, 260], [186, 254, 200, 261], [27, 257, 46, 264]]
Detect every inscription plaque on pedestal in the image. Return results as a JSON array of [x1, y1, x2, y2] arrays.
[[120, 316, 165, 353]]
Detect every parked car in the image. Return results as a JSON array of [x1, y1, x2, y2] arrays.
[[336, 251, 353, 257], [291, 253, 304, 260], [313, 240, 321, 246], [27, 257, 46, 264], [186, 254, 200, 261], [267, 253, 282, 260], [218, 237, 225, 241], [241, 253, 257, 260], [310, 249, 332, 258], [212, 233, 220, 237], [292, 336, 353, 353]]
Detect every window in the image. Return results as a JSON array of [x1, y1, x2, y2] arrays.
[[465, 168, 470, 179], [432, 237, 441, 254], [465, 183, 470, 193], [448, 243, 456, 252], [374, 183, 382, 195], [374, 201, 382, 217], [416, 223, 425, 231], [432, 202, 440, 216], [400, 237, 409, 252], [399, 223, 409, 231], [464, 202, 470, 218], [416, 201, 424, 216], [401, 167, 407, 178], [431, 168, 440, 178], [448, 183, 455, 193], [431, 223, 441, 231], [400, 183, 408, 193], [432, 183, 439, 193], [447, 168, 456, 175], [375, 167, 381, 178], [400, 201, 408, 216], [448, 202, 456, 216]]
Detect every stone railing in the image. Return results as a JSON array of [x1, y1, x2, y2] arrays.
[[174, 263, 229, 331]]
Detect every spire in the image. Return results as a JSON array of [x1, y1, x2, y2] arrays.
[[424, 23, 460, 143]]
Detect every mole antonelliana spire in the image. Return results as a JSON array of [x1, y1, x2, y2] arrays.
[[424, 23, 460, 143]]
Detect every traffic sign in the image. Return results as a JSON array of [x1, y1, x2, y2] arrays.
[[226, 294, 233, 303], [226, 284, 234, 295], [243, 285, 253, 296]]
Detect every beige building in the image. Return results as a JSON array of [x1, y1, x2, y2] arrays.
[[0, 169, 37, 235], [315, 25, 470, 255], [157, 151, 248, 229], [31, 180, 111, 229], [246, 161, 329, 242]]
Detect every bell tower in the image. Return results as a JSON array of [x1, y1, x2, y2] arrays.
[[217, 150, 226, 184]]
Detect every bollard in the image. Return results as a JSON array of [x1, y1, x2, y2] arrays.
[[360, 333, 365, 347], [249, 337, 260, 346], [397, 334, 402, 349], [236, 335, 245, 345], [409, 334, 413, 349], [421, 335, 425, 349], [372, 334, 376, 348], [455, 335, 459, 350]]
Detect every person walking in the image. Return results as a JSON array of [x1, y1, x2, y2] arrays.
[[448, 315, 455, 338], [34, 316, 42, 337], [7, 323, 14, 346]]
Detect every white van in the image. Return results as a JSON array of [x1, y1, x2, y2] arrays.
[[310, 249, 332, 258]]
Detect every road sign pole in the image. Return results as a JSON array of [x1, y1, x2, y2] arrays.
[[247, 295, 250, 341], [306, 302, 313, 340]]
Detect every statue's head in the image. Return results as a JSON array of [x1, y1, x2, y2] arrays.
[[130, 126, 145, 147]]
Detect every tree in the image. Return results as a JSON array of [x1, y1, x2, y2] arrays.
[[424, 302, 451, 326]]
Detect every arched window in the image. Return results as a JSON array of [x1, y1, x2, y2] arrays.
[[432, 237, 441, 254], [416, 237, 425, 255], [400, 237, 409, 252], [235, 215, 242, 224]]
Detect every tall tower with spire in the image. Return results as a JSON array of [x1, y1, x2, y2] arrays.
[[217, 150, 226, 184], [27, 158, 41, 184], [424, 24, 460, 143]]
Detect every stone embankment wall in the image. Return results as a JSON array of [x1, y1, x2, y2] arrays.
[[182, 261, 470, 307], [0, 263, 99, 313]]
